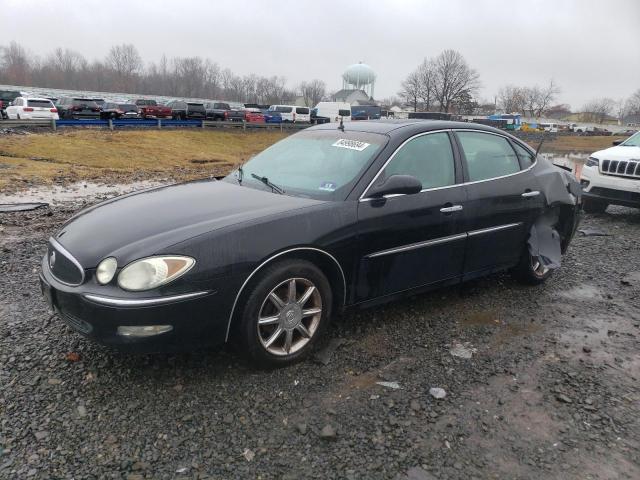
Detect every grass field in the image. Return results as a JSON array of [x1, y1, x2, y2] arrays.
[[0, 129, 627, 193], [538, 135, 624, 153], [0, 129, 288, 192]]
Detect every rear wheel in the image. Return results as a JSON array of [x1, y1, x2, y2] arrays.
[[582, 199, 608, 214], [235, 259, 332, 367], [512, 249, 553, 285]]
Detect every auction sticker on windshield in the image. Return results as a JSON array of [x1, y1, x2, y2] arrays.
[[319, 181, 337, 192], [332, 139, 370, 151]]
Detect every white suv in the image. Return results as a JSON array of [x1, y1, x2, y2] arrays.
[[5, 97, 59, 120], [581, 132, 640, 213]]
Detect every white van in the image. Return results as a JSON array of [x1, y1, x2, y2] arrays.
[[313, 102, 352, 123], [539, 123, 558, 133], [268, 105, 310, 123]]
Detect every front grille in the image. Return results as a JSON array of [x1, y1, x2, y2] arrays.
[[48, 240, 84, 286], [600, 159, 640, 179]]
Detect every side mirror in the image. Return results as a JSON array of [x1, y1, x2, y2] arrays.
[[612, 140, 622, 146], [367, 175, 422, 199]]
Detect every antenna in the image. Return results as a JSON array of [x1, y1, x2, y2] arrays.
[[535, 136, 545, 157]]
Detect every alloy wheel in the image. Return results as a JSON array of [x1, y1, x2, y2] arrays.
[[257, 277, 322, 356], [531, 256, 549, 277]]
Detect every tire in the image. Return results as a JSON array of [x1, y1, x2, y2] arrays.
[[511, 249, 553, 285], [235, 259, 332, 368], [582, 199, 608, 214]]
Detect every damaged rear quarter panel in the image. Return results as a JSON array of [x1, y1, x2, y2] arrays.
[[530, 157, 583, 264]]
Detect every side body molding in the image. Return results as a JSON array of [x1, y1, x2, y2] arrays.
[[224, 247, 347, 341]]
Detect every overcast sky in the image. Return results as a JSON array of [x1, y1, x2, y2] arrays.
[[1, 0, 638, 108]]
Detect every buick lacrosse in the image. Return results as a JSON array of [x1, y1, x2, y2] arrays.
[[40, 120, 581, 366]]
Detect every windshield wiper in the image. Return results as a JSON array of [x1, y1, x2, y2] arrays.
[[251, 173, 285, 194], [237, 165, 244, 184]]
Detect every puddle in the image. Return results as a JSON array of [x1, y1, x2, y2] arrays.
[[558, 285, 603, 302], [460, 310, 502, 327], [0, 180, 167, 205]]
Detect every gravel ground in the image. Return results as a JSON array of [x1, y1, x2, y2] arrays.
[[1, 203, 639, 479]]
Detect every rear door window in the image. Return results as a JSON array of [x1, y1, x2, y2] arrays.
[[296, 107, 309, 114], [381, 132, 456, 190], [28, 100, 53, 108], [338, 109, 351, 116], [456, 131, 521, 182]]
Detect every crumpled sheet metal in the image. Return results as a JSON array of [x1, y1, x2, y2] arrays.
[[526, 162, 581, 269], [537, 163, 582, 207], [528, 214, 562, 269]]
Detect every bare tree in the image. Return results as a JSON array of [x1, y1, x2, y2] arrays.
[[417, 58, 436, 111], [432, 49, 480, 112], [498, 85, 527, 114], [533, 79, 560, 117], [398, 70, 421, 111], [582, 98, 615, 124], [105, 44, 142, 90], [299, 79, 326, 107], [0, 41, 31, 84], [624, 89, 640, 120]]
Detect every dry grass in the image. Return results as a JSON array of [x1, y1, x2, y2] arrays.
[[0, 129, 287, 192], [533, 135, 626, 153], [0, 129, 627, 193]]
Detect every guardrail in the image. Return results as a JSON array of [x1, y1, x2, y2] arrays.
[[0, 118, 312, 132]]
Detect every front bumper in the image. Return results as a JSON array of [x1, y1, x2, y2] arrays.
[[40, 255, 230, 352], [581, 165, 640, 207]]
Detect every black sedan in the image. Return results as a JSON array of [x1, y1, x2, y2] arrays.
[[40, 121, 582, 366]]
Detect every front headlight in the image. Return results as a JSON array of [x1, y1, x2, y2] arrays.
[[117, 256, 195, 291], [96, 257, 118, 285], [586, 156, 599, 167]]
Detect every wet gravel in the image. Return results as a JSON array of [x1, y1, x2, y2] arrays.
[[1, 204, 639, 479]]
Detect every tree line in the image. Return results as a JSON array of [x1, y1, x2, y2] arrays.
[[0, 41, 326, 106]]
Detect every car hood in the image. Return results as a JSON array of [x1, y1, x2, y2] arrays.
[[55, 180, 325, 267], [592, 145, 640, 161]]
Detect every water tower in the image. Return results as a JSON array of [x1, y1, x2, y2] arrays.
[[342, 62, 376, 99]]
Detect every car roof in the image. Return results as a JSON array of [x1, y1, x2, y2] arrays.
[[309, 119, 508, 136]]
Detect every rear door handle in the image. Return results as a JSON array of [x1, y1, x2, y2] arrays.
[[521, 190, 540, 198], [440, 205, 463, 213]]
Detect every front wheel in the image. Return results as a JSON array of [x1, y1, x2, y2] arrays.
[[235, 259, 332, 367], [511, 250, 553, 285]]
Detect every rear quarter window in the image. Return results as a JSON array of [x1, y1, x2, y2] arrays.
[[511, 141, 536, 167], [296, 107, 310, 114]]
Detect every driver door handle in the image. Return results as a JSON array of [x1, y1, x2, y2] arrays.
[[521, 190, 540, 198], [440, 205, 463, 213]]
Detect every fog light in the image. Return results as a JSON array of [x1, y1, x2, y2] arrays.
[[116, 325, 173, 337]]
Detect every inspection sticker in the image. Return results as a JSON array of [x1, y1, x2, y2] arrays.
[[319, 181, 337, 192], [332, 139, 370, 151]]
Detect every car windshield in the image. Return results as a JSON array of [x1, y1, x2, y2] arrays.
[[224, 130, 387, 200], [621, 132, 640, 146]]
